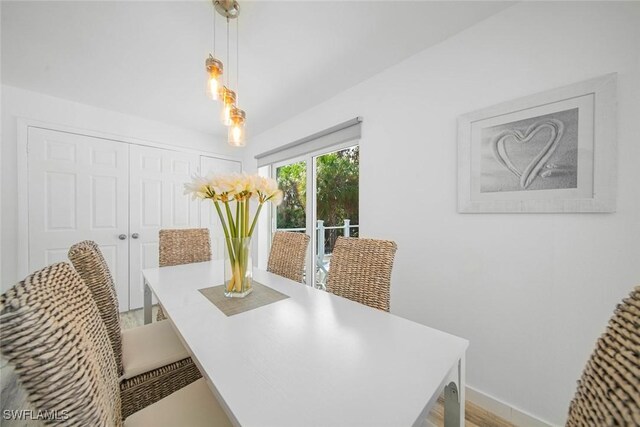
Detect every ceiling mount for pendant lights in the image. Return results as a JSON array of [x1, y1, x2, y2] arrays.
[[214, 0, 240, 19], [205, 0, 246, 146]]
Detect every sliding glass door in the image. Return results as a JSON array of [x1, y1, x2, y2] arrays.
[[313, 145, 359, 288], [273, 156, 312, 283], [271, 142, 359, 288]]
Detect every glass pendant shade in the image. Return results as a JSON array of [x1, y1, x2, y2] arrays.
[[220, 87, 237, 126], [205, 55, 223, 100], [228, 107, 246, 147]]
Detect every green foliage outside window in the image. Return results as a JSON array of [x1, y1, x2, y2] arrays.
[[276, 146, 359, 230], [276, 161, 307, 229]]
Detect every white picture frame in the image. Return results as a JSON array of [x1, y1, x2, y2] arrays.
[[457, 73, 617, 213]]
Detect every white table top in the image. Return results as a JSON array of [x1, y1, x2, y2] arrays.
[[143, 260, 468, 427]]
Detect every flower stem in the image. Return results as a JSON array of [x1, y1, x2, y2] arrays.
[[244, 200, 249, 237], [248, 203, 263, 237], [225, 201, 236, 237], [235, 200, 240, 236], [214, 201, 235, 264], [238, 199, 244, 237]]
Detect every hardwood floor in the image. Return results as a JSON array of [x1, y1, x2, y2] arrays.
[[1, 307, 513, 427], [428, 397, 515, 427]]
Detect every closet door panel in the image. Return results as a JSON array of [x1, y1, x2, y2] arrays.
[[27, 127, 130, 311], [129, 145, 200, 310]]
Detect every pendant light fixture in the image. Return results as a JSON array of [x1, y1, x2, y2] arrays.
[[220, 86, 236, 126], [228, 107, 246, 147], [205, 55, 223, 101], [206, 0, 246, 147], [205, 3, 223, 101]]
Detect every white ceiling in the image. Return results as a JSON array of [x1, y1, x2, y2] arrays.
[[2, 1, 512, 139]]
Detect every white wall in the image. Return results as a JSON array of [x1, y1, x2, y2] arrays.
[[243, 2, 640, 425], [1, 84, 238, 290]]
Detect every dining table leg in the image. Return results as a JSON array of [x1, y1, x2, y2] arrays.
[[444, 355, 465, 427], [143, 279, 152, 325]]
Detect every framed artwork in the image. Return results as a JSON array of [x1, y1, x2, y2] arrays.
[[457, 73, 617, 213]]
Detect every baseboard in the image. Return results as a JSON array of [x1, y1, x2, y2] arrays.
[[466, 386, 557, 427]]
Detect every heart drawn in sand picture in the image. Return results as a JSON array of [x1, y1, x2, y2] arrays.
[[490, 119, 565, 189]]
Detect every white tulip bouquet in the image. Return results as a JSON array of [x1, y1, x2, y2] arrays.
[[184, 173, 283, 296]]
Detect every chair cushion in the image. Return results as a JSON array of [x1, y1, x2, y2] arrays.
[[124, 378, 232, 427], [121, 320, 190, 379]]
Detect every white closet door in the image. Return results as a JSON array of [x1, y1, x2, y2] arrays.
[[199, 156, 242, 259], [129, 145, 200, 309], [27, 127, 130, 311]]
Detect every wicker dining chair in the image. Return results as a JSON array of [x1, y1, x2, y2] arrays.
[[267, 231, 310, 283], [566, 286, 640, 426], [69, 241, 202, 418], [326, 237, 397, 312], [0, 262, 231, 427], [157, 228, 212, 321]]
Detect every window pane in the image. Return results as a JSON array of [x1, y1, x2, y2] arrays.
[[275, 161, 306, 231], [315, 145, 359, 288]]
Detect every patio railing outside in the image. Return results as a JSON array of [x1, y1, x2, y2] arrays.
[[276, 219, 359, 288]]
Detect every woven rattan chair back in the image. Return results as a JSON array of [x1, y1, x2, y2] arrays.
[[0, 263, 122, 426], [68, 243, 202, 418], [326, 237, 397, 312], [69, 240, 124, 375], [157, 228, 212, 321], [159, 228, 212, 267], [566, 286, 640, 426], [267, 232, 310, 283]]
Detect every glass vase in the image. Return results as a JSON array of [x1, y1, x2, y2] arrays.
[[224, 237, 253, 298]]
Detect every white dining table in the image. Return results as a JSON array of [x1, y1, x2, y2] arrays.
[[142, 260, 468, 427]]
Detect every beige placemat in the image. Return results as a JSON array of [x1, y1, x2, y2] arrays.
[[199, 281, 290, 316]]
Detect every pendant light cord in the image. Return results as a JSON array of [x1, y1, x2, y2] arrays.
[[236, 16, 240, 103], [227, 18, 230, 87], [213, 6, 216, 56]]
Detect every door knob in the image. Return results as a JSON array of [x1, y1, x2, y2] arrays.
[[131, 233, 139, 239], [118, 234, 127, 240]]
